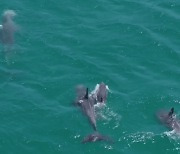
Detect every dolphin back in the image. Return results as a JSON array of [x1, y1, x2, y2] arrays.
[[97, 82, 108, 103]]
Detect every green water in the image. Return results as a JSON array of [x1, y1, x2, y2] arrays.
[[0, 0, 180, 153]]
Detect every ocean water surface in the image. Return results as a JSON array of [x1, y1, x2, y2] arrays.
[[0, 0, 180, 153]]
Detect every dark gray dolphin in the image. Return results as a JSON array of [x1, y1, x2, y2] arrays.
[[80, 88, 97, 131], [0, 10, 17, 45], [156, 107, 180, 132]]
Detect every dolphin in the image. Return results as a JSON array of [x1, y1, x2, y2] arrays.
[[156, 107, 180, 133], [96, 82, 109, 103], [0, 10, 17, 45], [80, 88, 97, 131], [78, 88, 112, 143], [90, 82, 109, 104]]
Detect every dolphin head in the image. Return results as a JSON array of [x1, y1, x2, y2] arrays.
[[2, 10, 16, 23]]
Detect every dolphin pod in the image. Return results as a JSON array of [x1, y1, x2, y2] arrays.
[[0, 9, 177, 142], [74, 83, 180, 143], [0, 10, 177, 144]]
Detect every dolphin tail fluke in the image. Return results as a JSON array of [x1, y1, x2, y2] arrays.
[[82, 132, 113, 144]]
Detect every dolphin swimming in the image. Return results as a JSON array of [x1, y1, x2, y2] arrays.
[[0, 10, 17, 45], [156, 107, 180, 133], [75, 87, 112, 143], [90, 82, 109, 104], [79, 88, 97, 131]]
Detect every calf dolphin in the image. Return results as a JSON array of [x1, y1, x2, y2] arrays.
[[96, 82, 109, 103], [90, 82, 109, 104], [156, 107, 180, 133], [0, 10, 17, 45]]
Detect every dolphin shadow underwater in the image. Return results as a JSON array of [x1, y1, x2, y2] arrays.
[[74, 86, 113, 143], [156, 107, 180, 133]]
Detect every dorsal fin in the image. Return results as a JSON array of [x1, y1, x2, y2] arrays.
[[168, 107, 174, 116], [100, 97, 103, 102], [84, 88, 88, 99]]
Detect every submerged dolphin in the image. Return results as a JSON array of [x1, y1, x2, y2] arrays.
[[0, 10, 17, 45], [156, 107, 180, 133]]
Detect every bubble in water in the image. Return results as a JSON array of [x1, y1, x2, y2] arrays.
[[74, 135, 80, 139], [104, 145, 113, 150]]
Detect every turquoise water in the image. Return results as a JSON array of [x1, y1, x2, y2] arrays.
[[0, 0, 180, 153]]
